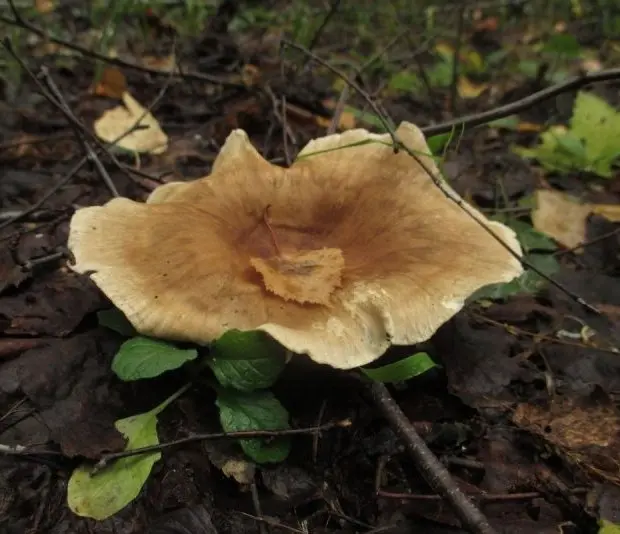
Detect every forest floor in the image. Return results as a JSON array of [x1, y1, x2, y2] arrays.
[[1, 1, 620, 533]]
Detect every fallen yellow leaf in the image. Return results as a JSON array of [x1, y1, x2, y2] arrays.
[[94, 92, 168, 155], [457, 76, 488, 99], [531, 189, 591, 250], [591, 204, 620, 222]]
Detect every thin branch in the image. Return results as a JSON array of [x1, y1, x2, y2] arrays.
[[40, 67, 120, 197], [92, 419, 351, 472], [0, 4, 241, 88], [0, 157, 86, 231], [422, 67, 620, 136], [449, 6, 466, 116], [306, 0, 342, 53], [362, 376, 497, 534], [554, 226, 620, 256]]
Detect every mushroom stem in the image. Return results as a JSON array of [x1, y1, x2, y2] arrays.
[[262, 204, 282, 257]]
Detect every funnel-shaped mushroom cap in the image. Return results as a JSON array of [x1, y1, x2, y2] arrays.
[[68, 122, 523, 369]]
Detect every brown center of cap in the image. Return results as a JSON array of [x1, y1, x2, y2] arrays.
[[250, 248, 344, 305]]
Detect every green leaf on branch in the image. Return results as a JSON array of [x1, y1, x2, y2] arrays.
[[209, 330, 287, 391], [67, 387, 185, 520], [112, 337, 197, 381], [362, 352, 438, 383], [216, 389, 291, 464]]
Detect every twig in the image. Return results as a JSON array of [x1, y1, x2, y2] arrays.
[[0, 3, 241, 88], [236, 512, 306, 534], [422, 67, 620, 136], [0, 45, 174, 231], [377, 489, 588, 503], [312, 399, 328, 463], [281, 39, 601, 316], [0, 443, 62, 456], [20, 250, 66, 271], [0, 157, 86, 231], [92, 419, 351, 471], [250, 480, 268, 534], [40, 67, 120, 197], [362, 376, 497, 534], [305, 0, 342, 53], [264, 85, 296, 166], [327, 85, 350, 134], [449, 6, 466, 116], [471, 312, 619, 355], [554, 226, 620, 256], [1, 39, 121, 196]]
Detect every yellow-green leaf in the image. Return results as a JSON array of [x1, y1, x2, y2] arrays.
[[67, 387, 186, 520]]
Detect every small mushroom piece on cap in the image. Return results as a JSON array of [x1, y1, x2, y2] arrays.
[[68, 122, 523, 369]]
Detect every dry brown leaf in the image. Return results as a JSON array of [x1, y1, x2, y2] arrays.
[[90, 67, 127, 99], [241, 64, 262, 87], [517, 121, 544, 133], [513, 397, 620, 484], [35, 0, 55, 13], [141, 54, 178, 73], [93, 92, 168, 155], [531, 189, 591, 250]]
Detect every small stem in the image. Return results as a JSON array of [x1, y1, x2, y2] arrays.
[[263, 205, 282, 256]]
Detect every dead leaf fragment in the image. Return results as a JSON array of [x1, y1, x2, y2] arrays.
[[141, 54, 178, 73], [90, 67, 127, 99], [532, 189, 591, 249], [457, 76, 489, 99], [35, 0, 55, 13], [591, 204, 620, 222], [94, 91, 168, 155], [513, 397, 620, 484]]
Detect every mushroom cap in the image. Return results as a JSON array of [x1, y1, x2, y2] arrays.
[[68, 122, 523, 369]]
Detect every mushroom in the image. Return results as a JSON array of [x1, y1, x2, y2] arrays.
[[68, 122, 523, 369]]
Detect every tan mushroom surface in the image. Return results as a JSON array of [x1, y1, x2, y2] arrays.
[[68, 122, 523, 369]]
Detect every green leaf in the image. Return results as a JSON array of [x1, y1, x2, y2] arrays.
[[343, 105, 389, 131], [472, 253, 559, 301], [599, 520, 620, 534], [388, 70, 424, 95], [362, 353, 438, 383], [488, 115, 520, 130], [67, 387, 185, 520], [427, 133, 452, 155], [542, 34, 581, 58], [97, 308, 137, 337], [209, 330, 287, 391], [514, 92, 620, 178], [216, 389, 291, 464], [112, 337, 197, 381], [494, 217, 558, 254]]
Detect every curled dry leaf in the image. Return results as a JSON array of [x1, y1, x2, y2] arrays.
[[93, 91, 168, 155], [68, 122, 523, 369]]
